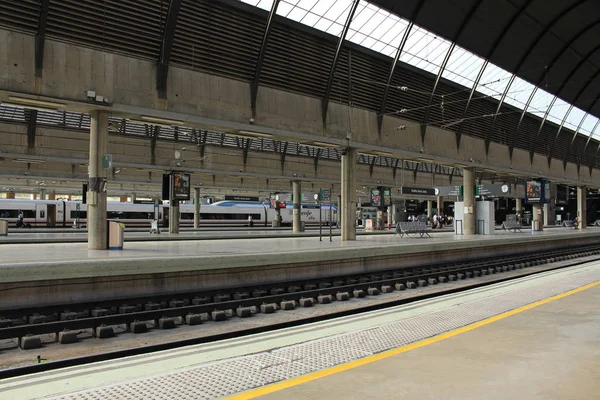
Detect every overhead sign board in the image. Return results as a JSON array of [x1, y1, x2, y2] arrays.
[[401, 186, 435, 196], [476, 184, 511, 196], [435, 186, 462, 197], [319, 189, 331, 202], [225, 195, 259, 202]]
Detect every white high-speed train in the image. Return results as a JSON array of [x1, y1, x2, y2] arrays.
[[0, 199, 338, 228]]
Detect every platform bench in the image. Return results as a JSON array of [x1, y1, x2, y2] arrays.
[[501, 221, 523, 232], [562, 220, 577, 229], [395, 222, 432, 238]]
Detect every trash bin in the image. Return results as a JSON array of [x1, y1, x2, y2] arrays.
[[0, 219, 8, 236], [272, 219, 281, 228], [150, 219, 160, 234], [107, 220, 125, 250]]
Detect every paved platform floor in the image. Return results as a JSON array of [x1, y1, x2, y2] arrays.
[[1, 229, 597, 284], [256, 278, 600, 400], [0, 261, 598, 399]]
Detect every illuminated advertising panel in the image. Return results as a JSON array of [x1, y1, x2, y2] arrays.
[[172, 172, 190, 200], [525, 180, 542, 203]]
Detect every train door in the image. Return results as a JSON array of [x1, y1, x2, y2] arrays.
[[47, 204, 56, 227], [57, 201, 66, 227], [35, 204, 47, 227]]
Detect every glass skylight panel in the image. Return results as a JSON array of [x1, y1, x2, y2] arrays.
[[526, 88, 554, 116], [476, 63, 512, 100], [578, 115, 598, 136], [239, 0, 274, 11], [504, 77, 536, 111], [442, 46, 485, 89], [400, 26, 452, 74], [564, 107, 587, 132], [546, 98, 570, 126]]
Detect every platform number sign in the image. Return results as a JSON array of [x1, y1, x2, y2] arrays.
[[319, 188, 331, 202], [102, 155, 112, 169]]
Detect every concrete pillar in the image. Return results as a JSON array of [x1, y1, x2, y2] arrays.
[[577, 186, 587, 229], [341, 148, 357, 241], [463, 168, 476, 235], [516, 198, 522, 214], [532, 204, 543, 231], [48, 193, 55, 200], [119, 196, 127, 202], [292, 180, 302, 233], [437, 196, 444, 215], [426, 200, 433, 219], [39, 189, 46, 200], [32, 194, 37, 200], [193, 187, 201, 229], [543, 203, 553, 226], [87, 111, 109, 250], [68, 195, 72, 201], [169, 175, 180, 234], [6, 192, 15, 199]]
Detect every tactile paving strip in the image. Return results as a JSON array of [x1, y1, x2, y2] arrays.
[[52, 270, 599, 400]]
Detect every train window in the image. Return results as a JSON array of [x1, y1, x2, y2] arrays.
[[40, 211, 45, 218], [70, 211, 87, 219], [0, 210, 35, 218]]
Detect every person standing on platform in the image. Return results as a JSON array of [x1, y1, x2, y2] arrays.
[[248, 215, 254, 228]]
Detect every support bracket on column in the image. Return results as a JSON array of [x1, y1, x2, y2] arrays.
[[156, 0, 182, 99], [251, 0, 280, 118], [25, 110, 38, 149], [35, 0, 50, 77], [322, 0, 359, 128]]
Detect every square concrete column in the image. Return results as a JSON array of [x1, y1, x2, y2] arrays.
[[437, 196, 444, 215], [532, 204, 543, 231], [6, 192, 15, 199], [577, 186, 587, 229], [39, 189, 46, 200], [463, 167, 476, 235], [193, 187, 201, 228], [87, 111, 109, 250], [427, 200, 433, 219], [341, 148, 357, 241], [293, 180, 302, 233]]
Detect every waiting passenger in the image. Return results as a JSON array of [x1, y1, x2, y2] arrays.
[[248, 215, 254, 228], [17, 209, 24, 228]]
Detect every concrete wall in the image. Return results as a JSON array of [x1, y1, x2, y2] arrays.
[[0, 30, 595, 187]]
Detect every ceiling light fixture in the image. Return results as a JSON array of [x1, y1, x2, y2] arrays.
[[6, 96, 67, 109], [138, 116, 185, 126]]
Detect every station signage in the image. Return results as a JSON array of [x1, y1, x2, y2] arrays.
[[225, 195, 259, 202], [476, 184, 510, 196], [435, 186, 462, 197], [401, 186, 435, 196]]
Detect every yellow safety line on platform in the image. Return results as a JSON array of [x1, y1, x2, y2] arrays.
[[225, 280, 600, 399]]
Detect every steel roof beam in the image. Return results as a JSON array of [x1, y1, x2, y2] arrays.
[[565, 96, 599, 171], [421, 0, 483, 145], [322, 0, 360, 128], [377, 21, 414, 135], [514, 22, 600, 163], [455, 0, 533, 150], [376, 0, 426, 135], [484, 0, 588, 155], [156, 0, 182, 99], [251, 0, 280, 118], [35, 0, 50, 77], [526, 45, 600, 163]]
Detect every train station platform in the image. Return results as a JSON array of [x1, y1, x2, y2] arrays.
[[1, 259, 598, 399], [1, 229, 599, 308]]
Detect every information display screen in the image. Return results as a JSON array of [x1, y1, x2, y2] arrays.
[[525, 180, 542, 203], [556, 185, 569, 205], [172, 172, 190, 200]]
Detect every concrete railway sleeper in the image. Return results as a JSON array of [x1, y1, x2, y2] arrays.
[[1, 245, 600, 352]]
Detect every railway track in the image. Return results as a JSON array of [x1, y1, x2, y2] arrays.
[[1, 244, 599, 378]]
